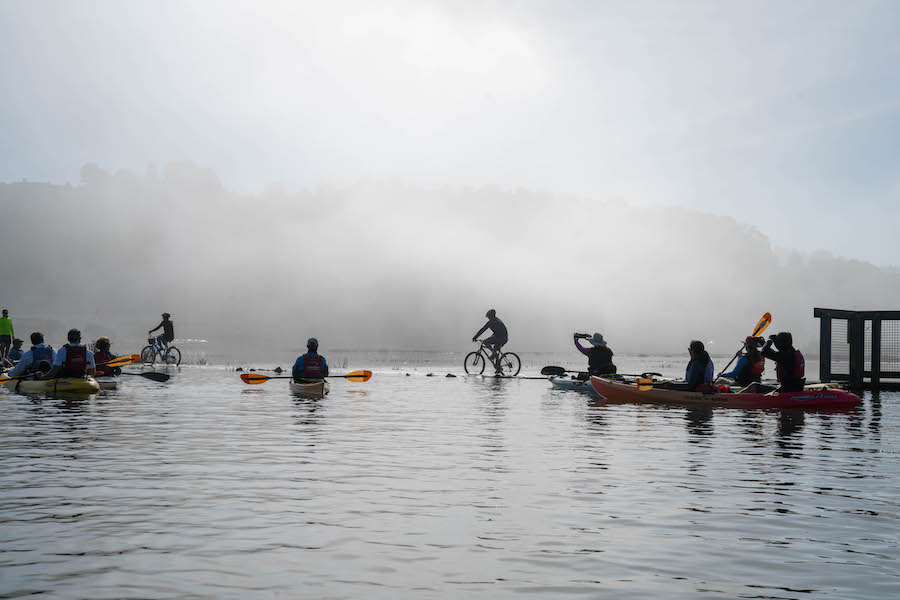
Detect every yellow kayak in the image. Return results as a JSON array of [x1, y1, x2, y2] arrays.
[[2, 376, 101, 394]]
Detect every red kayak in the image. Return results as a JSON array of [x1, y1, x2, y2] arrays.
[[590, 377, 862, 409]]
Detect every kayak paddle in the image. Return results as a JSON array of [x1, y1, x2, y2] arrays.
[[120, 371, 170, 382], [714, 312, 772, 382], [241, 370, 373, 385], [541, 365, 663, 378], [98, 354, 140, 368]]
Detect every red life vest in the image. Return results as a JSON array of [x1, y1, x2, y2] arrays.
[[775, 349, 805, 382], [299, 354, 324, 379], [61, 344, 88, 377], [95, 350, 113, 376], [749, 355, 765, 376]]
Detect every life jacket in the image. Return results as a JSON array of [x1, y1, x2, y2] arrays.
[[30, 345, 54, 373], [775, 349, 805, 383], [749, 355, 765, 376], [60, 344, 88, 377], [588, 346, 616, 375], [95, 350, 114, 376], [298, 353, 324, 379], [734, 354, 765, 386]]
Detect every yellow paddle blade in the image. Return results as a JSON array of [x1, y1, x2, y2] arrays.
[[104, 354, 141, 368], [752, 313, 772, 338], [636, 377, 655, 391], [343, 369, 373, 382], [240, 373, 270, 384]]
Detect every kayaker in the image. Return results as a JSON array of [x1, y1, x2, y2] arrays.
[[661, 340, 714, 392], [4, 332, 55, 378], [574, 332, 617, 376], [720, 336, 765, 386], [0, 309, 13, 361], [293, 338, 329, 382], [44, 329, 96, 379], [93, 337, 121, 377], [761, 331, 805, 392], [7, 338, 24, 363], [472, 309, 508, 372], [149, 313, 175, 348]]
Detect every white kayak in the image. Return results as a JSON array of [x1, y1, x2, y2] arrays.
[[96, 377, 119, 390], [550, 376, 600, 395], [289, 380, 330, 397]]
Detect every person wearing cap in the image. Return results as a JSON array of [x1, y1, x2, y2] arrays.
[[149, 313, 175, 348], [661, 340, 715, 392], [472, 309, 508, 372], [5, 332, 55, 378], [761, 331, 805, 392], [0, 309, 14, 361], [574, 332, 617, 377], [44, 329, 95, 379], [293, 338, 329, 382], [6, 338, 24, 363], [720, 336, 765, 386]]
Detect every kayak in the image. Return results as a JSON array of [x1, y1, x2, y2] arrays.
[[96, 376, 118, 390], [2, 376, 101, 394], [550, 376, 600, 395], [289, 380, 329, 397], [590, 377, 862, 409]]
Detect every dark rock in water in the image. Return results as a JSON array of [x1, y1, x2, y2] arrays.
[[250, 368, 256, 372], [446, 373, 456, 378], [406, 373, 410, 376], [235, 367, 243, 372], [426, 373, 434, 377], [274, 367, 283, 374]]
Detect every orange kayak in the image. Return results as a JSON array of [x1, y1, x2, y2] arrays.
[[590, 377, 862, 409]]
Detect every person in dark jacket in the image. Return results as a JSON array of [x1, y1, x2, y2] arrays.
[[761, 331, 805, 392], [574, 332, 616, 377], [661, 340, 714, 392]]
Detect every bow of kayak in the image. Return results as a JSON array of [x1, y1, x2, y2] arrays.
[[590, 376, 862, 409]]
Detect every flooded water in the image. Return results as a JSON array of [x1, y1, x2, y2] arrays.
[[2, 353, 898, 598]]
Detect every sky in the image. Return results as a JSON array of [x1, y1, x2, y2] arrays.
[[1, 0, 899, 265]]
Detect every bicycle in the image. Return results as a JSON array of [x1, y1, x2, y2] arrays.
[[140, 336, 182, 366], [464, 340, 521, 376]]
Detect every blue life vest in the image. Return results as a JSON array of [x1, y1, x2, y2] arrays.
[[30, 345, 54, 372]]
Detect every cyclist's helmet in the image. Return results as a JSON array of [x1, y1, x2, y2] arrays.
[[162, 312, 171, 318], [486, 309, 496, 319], [307, 338, 319, 351]]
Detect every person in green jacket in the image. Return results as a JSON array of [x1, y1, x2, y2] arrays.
[[0, 309, 14, 361]]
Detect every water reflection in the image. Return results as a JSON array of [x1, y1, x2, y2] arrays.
[[684, 406, 714, 439]]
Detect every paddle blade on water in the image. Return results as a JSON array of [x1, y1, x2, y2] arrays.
[[240, 373, 270, 385], [343, 370, 373, 382]]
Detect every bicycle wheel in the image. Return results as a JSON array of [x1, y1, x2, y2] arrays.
[[464, 351, 485, 375], [163, 346, 182, 366], [498, 352, 521, 376], [140, 345, 156, 365]]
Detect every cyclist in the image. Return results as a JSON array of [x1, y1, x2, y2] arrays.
[[149, 313, 175, 348], [44, 329, 95, 379], [473, 309, 508, 373], [293, 338, 329, 382]]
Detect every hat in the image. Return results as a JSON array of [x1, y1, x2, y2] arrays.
[[745, 336, 762, 347], [588, 333, 607, 347]]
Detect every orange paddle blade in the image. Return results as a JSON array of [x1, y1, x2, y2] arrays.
[[240, 373, 270, 384], [752, 313, 772, 338], [104, 354, 140, 368], [343, 369, 372, 382], [636, 377, 655, 391]]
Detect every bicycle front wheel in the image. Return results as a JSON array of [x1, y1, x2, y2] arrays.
[[140, 345, 156, 365], [163, 347, 182, 366], [464, 351, 485, 375], [498, 352, 521, 376]]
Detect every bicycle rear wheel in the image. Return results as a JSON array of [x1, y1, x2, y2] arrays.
[[498, 352, 521, 376], [163, 347, 182, 366], [464, 351, 485, 375], [140, 345, 156, 365]]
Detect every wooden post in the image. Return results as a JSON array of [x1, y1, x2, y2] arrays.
[[871, 318, 881, 390], [819, 315, 832, 383], [848, 316, 865, 388]]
